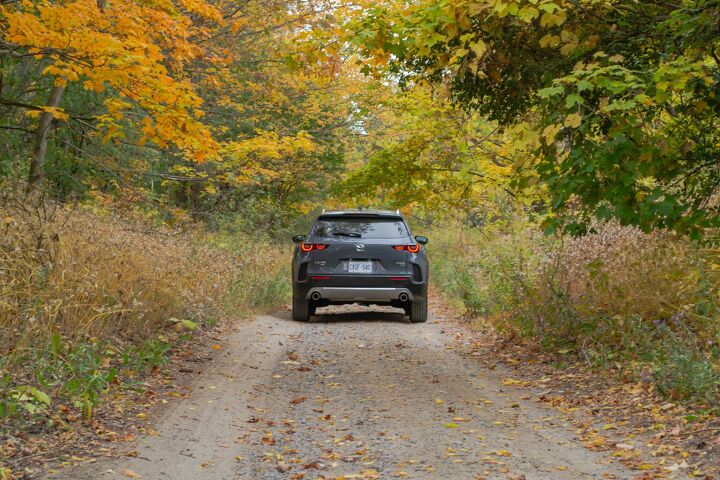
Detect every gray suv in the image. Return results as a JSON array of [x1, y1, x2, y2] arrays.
[[291, 210, 429, 323]]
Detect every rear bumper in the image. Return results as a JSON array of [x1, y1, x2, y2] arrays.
[[293, 274, 427, 303], [306, 287, 414, 302]]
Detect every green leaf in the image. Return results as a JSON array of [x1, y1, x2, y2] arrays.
[[29, 387, 51, 405], [565, 94, 582, 108], [576, 79, 593, 91], [538, 86, 563, 98], [180, 319, 199, 330], [518, 5, 540, 22]]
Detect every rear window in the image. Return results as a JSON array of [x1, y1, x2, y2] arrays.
[[311, 217, 409, 239]]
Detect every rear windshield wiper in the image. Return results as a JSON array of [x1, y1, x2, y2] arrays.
[[331, 232, 361, 238]]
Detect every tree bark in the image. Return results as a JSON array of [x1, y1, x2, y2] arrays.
[[28, 83, 65, 188]]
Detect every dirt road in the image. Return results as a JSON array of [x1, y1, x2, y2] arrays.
[[59, 306, 638, 479]]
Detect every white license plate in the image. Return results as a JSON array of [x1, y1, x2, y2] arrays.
[[348, 261, 372, 274]]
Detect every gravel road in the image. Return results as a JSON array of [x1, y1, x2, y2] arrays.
[[59, 305, 636, 479]]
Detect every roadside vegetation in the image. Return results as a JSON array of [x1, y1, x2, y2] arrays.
[[430, 218, 720, 404], [0, 182, 290, 426]]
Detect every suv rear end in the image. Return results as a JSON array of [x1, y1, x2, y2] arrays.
[[291, 210, 429, 323]]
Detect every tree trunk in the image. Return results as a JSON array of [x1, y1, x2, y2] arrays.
[[28, 83, 65, 188]]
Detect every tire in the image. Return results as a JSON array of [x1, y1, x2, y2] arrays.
[[409, 297, 428, 323], [292, 295, 310, 322]]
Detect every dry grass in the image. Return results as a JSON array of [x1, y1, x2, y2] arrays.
[[532, 223, 719, 345], [430, 218, 720, 402], [0, 184, 293, 461], [0, 187, 290, 356]]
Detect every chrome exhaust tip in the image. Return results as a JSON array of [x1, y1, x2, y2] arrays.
[[398, 293, 409, 302], [310, 292, 321, 301]]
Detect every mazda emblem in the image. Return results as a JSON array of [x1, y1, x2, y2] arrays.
[[356, 244, 365, 252]]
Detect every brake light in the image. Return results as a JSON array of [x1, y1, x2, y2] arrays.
[[300, 243, 329, 252], [391, 244, 421, 253]]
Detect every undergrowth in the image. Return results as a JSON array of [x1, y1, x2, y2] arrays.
[[0, 186, 290, 430], [430, 219, 720, 404]]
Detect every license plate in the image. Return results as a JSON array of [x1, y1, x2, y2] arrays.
[[348, 261, 372, 274]]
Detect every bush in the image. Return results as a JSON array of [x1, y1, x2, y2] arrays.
[[430, 218, 720, 403], [0, 185, 291, 423], [428, 219, 549, 334], [207, 231, 291, 313]]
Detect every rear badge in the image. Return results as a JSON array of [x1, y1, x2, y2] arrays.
[[356, 244, 365, 252]]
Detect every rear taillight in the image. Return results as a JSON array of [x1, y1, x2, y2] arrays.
[[392, 244, 420, 253], [300, 243, 328, 252]]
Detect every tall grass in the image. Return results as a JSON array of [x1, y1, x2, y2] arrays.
[[430, 219, 720, 403], [0, 187, 291, 424]]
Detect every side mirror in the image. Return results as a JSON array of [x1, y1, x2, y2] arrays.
[[415, 235, 429, 245], [292, 234, 306, 244]]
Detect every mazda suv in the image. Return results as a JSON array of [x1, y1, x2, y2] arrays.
[[291, 209, 429, 323]]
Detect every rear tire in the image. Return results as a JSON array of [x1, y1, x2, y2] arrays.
[[409, 297, 428, 323], [292, 295, 310, 322]]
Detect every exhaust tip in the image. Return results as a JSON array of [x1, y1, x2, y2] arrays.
[[311, 292, 321, 301], [398, 293, 409, 302]]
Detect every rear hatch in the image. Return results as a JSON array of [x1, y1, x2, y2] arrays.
[[306, 215, 413, 276]]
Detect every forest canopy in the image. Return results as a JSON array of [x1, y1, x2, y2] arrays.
[[2, 0, 720, 237], [348, 0, 720, 237]]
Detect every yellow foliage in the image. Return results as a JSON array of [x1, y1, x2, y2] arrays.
[[2, 0, 221, 160]]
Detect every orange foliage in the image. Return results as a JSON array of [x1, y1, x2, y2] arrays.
[[2, 0, 223, 160]]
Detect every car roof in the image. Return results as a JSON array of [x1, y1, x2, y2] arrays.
[[317, 209, 404, 220]]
